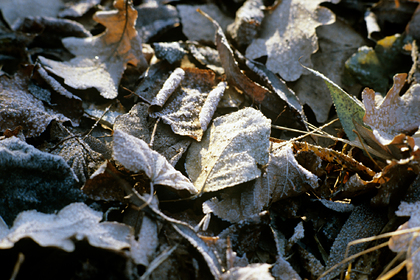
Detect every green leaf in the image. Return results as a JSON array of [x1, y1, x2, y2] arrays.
[[302, 65, 365, 141]]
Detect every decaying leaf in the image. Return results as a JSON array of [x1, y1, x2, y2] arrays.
[[0, 136, 85, 226], [185, 107, 270, 193], [363, 73, 420, 143], [245, 0, 336, 81], [113, 129, 197, 195], [0, 202, 132, 252], [267, 142, 319, 202], [39, 0, 148, 99]]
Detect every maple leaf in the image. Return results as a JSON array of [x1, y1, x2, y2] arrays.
[[39, 0, 148, 99]]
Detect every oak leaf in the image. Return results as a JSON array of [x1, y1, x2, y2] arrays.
[[39, 0, 148, 99]]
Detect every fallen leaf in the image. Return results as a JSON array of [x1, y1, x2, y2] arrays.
[[363, 73, 420, 143], [38, 0, 148, 99], [114, 102, 191, 165], [0, 66, 73, 138], [0, 202, 132, 252], [221, 263, 274, 280], [0, 0, 64, 26], [150, 68, 226, 141], [0, 137, 84, 225], [135, 3, 179, 43], [267, 142, 319, 202], [322, 204, 387, 280], [202, 178, 268, 223], [302, 65, 366, 142], [292, 19, 366, 123], [178, 4, 233, 43], [245, 0, 336, 81], [58, 0, 101, 18], [389, 201, 420, 280], [227, 0, 264, 49], [112, 129, 198, 195], [185, 107, 271, 193]]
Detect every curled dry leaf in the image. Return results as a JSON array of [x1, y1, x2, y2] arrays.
[[39, 0, 148, 99], [150, 68, 226, 141], [185, 107, 270, 193], [112, 129, 197, 195], [245, 0, 336, 81], [362, 73, 420, 143], [0, 203, 132, 252]]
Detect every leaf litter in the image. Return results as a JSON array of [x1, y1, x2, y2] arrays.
[[3, 0, 420, 279]]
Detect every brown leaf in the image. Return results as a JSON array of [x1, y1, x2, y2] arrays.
[[39, 0, 148, 99]]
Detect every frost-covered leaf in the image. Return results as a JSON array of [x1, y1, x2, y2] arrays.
[[323, 204, 387, 280], [114, 102, 191, 165], [113, 129, 197, 195], [363, 73, 420, 143], [136, 3, 179, 43], [38, 0, 148, 99], [245, 0, 336, 81], [200, 9, 270, 105], [202, 178, 268, 223], [0, 203, 132, 252], [0, 66, 73, 138], [271, 256, 302, 280], [59, 0, 101, 18], [227, 0, 264, 48], [178, 4, 233, 42], [185, 107, 270, 193], [303, 66, 366, 141], [292, 19, 366, 123], [0, 137, 84, 225], [267, 142, 319, 202], [150, 68, 226, 141], [220, 263, 274, 280], [390, 201, 420, 280], [0, 0, 64, 26]]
